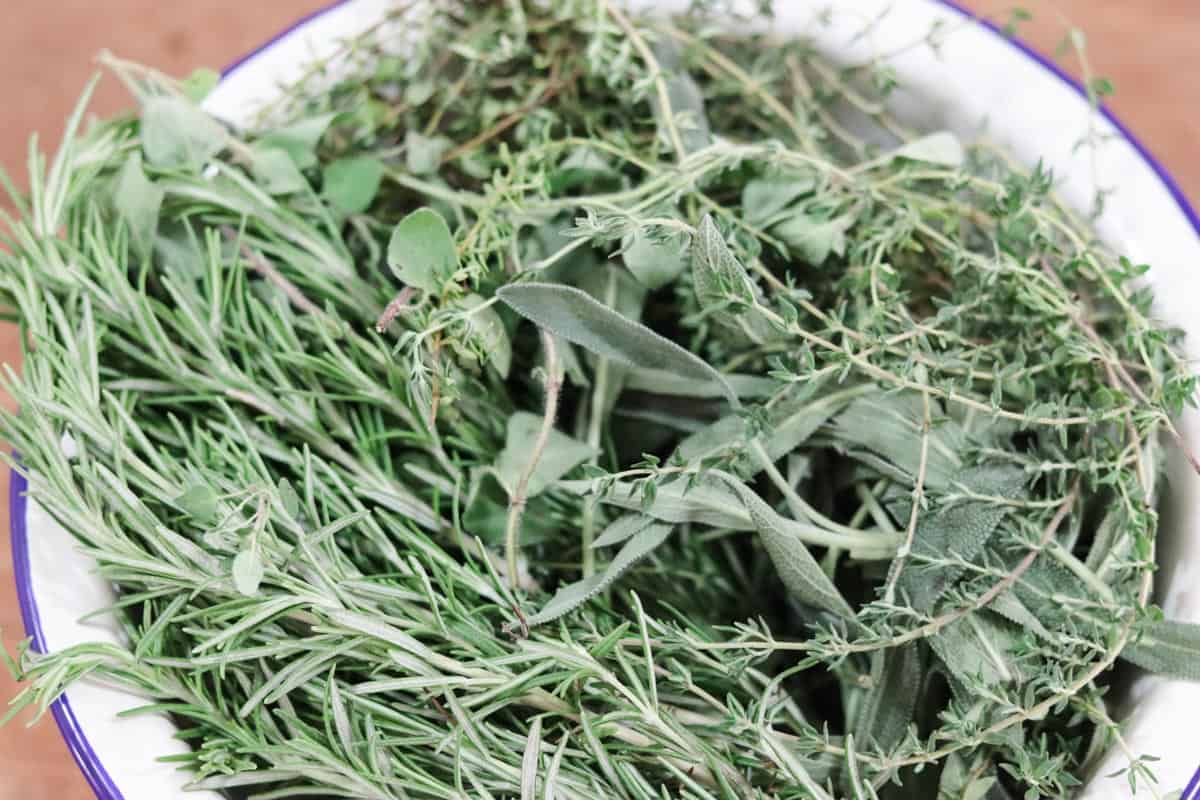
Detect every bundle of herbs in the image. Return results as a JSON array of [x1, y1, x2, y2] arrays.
[[3, 1, 1199, 798]]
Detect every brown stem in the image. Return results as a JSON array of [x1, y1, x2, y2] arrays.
[[221, 226, 324, 317], [503, 332, 563, 589]]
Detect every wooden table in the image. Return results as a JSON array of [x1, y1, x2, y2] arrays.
[[1, 2, 1196, 797]]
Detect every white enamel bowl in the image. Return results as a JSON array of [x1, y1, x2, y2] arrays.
[[10, 1, 1199, 797]]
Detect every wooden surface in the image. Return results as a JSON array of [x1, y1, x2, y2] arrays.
[[0, 2, 1196, 798]]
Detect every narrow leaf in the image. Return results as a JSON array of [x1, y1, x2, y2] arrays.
[[592, 514, 656, 549], [527, 523, 673, 627], [731, 483, 854, 618], [560, 475, 749, 530], [1121, 619, 1200, 680], [521, 717, 542, 800], [498, 282, 736, 405], [854, 645, 923, 753]]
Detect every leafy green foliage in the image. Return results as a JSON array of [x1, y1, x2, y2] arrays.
[[1, 4, 1194, 800]]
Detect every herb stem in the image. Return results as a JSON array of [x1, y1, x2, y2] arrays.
[[504, 331, 563, 590]]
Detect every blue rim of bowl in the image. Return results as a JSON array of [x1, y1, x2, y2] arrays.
[[8, 1, 1199, 797]]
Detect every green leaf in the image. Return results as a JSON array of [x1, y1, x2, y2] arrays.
[[387, 207, 458, 293], [592, 514, 656, 549], [560, 475, 749, 530], [175, 483, 218, 526], [182, 68, 221, 103], [772, 212, 852, 265], [623, 367, 777, 400], [929, 612, 1022, 688], [677, 382, 862, 471], [830, 391, 964, 491], [731, 483, 854, 618], [576, 265, 645, 420], [691, 215, 775, 343], [897, 465, 1026, 612], [742, 172, 817, 226], [232, 548, 264, 596], [250, 145, 308, 195], [463, 471, 557, 546], [322, 156, 384, 214], [111, 152, 164, 259], [1121, 619, 1200, 680], [893, 132, 966, 168], [405, 130, 452, 175], [497, 282, 736, 405], [452, 293, 511, 377], [256, 113, 338, 170], [494, 412, 596, 499], [853, 645, 923, 753], [278, 479, 302, 519], [527, 522, 673, 627], [651, 40, 711, 154], [550, 147, 617, 193], [141, 96, 227, 169], [621, 229, 687, 290]]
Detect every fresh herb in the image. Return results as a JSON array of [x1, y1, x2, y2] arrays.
[[2, 3, 1197, 798]]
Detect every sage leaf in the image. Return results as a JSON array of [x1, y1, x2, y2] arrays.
[[175, 483, 219, 526], [853, 645, 923, 753], [495, 412, 596, 499], [623, 367, 777, 400], [405, 130, 452, 175], [141, 96, 227, 169], [497, 282, 736, 405], [929, 612, 1022, 688], [527, 522, 673, 627], [453, 293, 512, 377], [322, 156, 384, 214], [742, 171, 817, 226], [1121, 619, 1200, 680], [232, 548, 264, 596], [591, 514, 656, 549], [560, 475, 750, 530], [250, 145, 308, 195], [387, 207, 458, 293], [691, 215, 775, 343], [893, 131, 965, 168], [830, 391, 964, 491], [772, 212, 852, 265], [112, 152, 164, 259], [621, 229, 687, 290], [897, 465, 1026, 613], [731, 483, 854, 618], [257, 112, 338, 169]]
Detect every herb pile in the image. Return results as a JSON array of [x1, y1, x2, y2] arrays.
[[3, 2, 1199, 798]]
